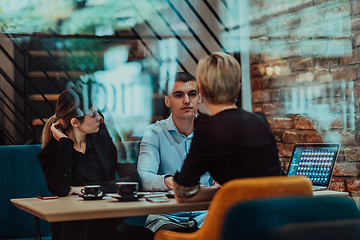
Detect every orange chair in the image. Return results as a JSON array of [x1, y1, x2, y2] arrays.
[[154, 176, 313, 240]]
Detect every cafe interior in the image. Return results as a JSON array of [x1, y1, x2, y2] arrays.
[[2, 0, 360, 239]]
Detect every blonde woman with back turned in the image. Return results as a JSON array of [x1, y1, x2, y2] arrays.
[[172, 52, 284, 203]]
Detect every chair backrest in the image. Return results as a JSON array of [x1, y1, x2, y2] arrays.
[[195, 176, 313, 240], [0, 145, 52, 239], [222, 196, 360, 240], [270, 219, 360, 240]]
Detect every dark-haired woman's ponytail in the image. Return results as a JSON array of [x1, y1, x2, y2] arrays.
[[41, 115, 58, 148]]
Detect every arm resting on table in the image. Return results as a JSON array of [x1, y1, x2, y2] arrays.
[[175, 186, 218, 203], [137, 128, 171, 191]]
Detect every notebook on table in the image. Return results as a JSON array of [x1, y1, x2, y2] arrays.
[[287, 143, 341, 191]]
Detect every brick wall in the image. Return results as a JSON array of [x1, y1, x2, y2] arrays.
[[248, 0, 360, 193]]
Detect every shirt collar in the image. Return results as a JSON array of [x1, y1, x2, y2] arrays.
[[166, 114, 178, 132], [166, 114, 194, 138]]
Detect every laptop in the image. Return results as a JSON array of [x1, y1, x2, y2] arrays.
[[287, 143, 341, 191]]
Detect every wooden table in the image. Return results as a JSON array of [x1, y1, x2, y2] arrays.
[[11, 195, 210, 222]]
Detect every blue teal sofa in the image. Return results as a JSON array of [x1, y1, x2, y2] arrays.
[[0, 144, 146, 240], [0, 145, 52, 240]]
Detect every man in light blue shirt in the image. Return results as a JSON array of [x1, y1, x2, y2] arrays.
[[137, 72, 211, 232]]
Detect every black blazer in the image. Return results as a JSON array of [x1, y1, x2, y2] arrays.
[[38, 124, 140, 196]]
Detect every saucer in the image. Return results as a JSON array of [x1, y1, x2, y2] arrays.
[[80, 194, 104, 201], [111, 195, 139, 202]]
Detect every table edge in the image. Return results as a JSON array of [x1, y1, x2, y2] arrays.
[[11, 197, 210, 222]]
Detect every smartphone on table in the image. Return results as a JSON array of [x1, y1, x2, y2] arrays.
[[146, 196, 169, 203], [37, 196, 58, 200]]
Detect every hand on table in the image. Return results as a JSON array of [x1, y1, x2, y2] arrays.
[[69, 186, 84, 195], [212, 180, 221, 188], [164, 176, 174, 189]]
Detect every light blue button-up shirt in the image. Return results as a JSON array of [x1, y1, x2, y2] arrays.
[[137, 114, 211, 191]]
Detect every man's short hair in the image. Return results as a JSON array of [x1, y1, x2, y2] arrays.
[[175, 72, 196, 83], [196, 52, 241, 104], [165, 72, 196, 96]]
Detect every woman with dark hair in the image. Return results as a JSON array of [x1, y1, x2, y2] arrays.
[[38, 87, 153, 240]]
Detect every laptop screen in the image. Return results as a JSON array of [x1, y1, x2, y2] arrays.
[[287, 143, 341, 187]]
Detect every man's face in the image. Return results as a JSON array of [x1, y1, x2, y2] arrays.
[[165, 81, 199, 120]]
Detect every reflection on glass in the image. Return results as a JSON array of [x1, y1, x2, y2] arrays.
[[246, 0, 355, 146]]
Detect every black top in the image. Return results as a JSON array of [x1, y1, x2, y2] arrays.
[[174, 108, 283, 187], [37, 124, 141, 240], [38, 124, 140, 196]]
